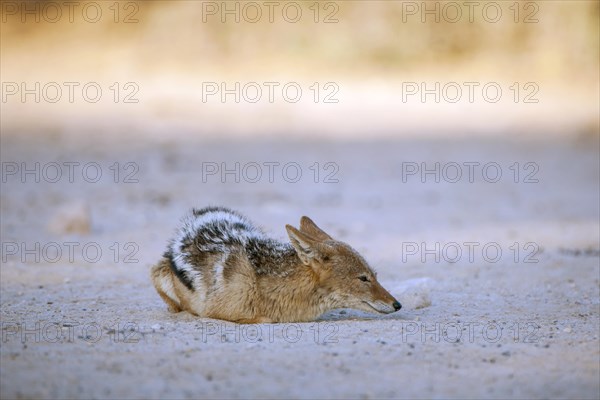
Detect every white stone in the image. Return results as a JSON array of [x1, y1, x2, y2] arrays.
[[393, 278, 433, 310]]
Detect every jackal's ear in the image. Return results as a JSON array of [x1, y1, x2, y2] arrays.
[[286, 225, 322, 265], [300, 216, 333, 241]]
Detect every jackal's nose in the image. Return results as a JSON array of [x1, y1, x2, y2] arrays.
[[392, 301, 402, 311]]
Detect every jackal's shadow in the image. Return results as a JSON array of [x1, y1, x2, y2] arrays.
[[317, 308, 411, 322]]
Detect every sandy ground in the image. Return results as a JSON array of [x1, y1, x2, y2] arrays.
[[0, 131, 599, 399]]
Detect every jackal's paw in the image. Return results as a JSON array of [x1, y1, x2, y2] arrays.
[[167, 304, 182, 313]]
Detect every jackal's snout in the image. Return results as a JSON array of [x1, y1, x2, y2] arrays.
[[365, 282, 402, 314], [364, 298, 401, 314], [367, 298, 402, 314], [371, 296, 402, 313]]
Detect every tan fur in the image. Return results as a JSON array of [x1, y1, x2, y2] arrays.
[[150, 259, 181, 313], [151, 215, 400, 323]]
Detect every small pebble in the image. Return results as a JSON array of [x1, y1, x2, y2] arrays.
[[47, 202, 92, 235]]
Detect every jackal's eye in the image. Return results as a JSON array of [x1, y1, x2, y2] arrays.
[[358, 276, 370, 282]]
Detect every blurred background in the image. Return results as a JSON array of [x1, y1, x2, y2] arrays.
[[1, 2, 600, 399], [1, 0, 598, 138]]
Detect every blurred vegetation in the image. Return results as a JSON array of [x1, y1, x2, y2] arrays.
[[2, 1, 598, 79]]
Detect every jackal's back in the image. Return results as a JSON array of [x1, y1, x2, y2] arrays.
[[164, 206, 295, 292], [164, 207, 257, 289]]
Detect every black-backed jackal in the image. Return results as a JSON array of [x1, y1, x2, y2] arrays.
[[151, 207, 401, 323]]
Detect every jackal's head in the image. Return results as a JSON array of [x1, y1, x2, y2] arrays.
[[286, 217, 401, 315]]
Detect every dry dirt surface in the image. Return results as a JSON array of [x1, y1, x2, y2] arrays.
[[1, 132, 599, 399]]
